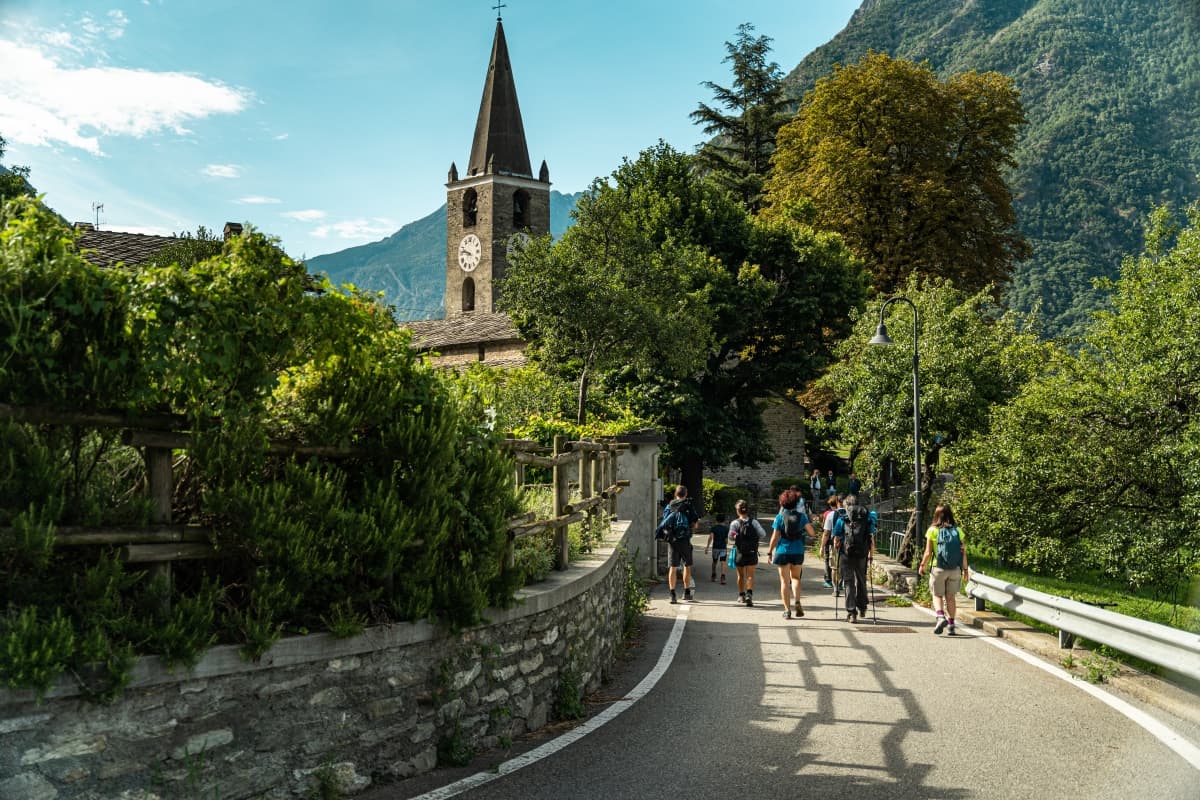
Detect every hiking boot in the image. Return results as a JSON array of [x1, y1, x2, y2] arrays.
[[822, 580, 834, 589], [720, 575, 726, 585], [783, 610, 792, 620], [670, 590, 678, 605], [794, 602, 804, 618], [934, 615, 948, 634], [684, 589, 693, 602], [947, 624, 957, 636]]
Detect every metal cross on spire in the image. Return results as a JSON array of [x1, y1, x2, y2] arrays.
[[493, 1, 505, 20]]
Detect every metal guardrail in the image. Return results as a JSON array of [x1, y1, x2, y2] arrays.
[[966, 571, 1200, 682]]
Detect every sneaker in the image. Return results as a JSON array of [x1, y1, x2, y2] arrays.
[[847, 611, 856, 623], [688, 576, 696, 590], [684, 589, 693, 602], [711, 573, 717, 582], [670, 590, 678, 605], [783, 610, 792, 620], [720, 575, 726, 585], [738, 592, 745, 603], [822, 580, 834, 589], [948, 624, 957, 636], [794, 602, 804, 618], [934, 615, 948, 634], [745, 592, 754, 607]]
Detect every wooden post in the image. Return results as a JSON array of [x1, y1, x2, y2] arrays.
[[143, 446, 173, 609], [579, 448, 593, 538], [553, 435, 569, 570]]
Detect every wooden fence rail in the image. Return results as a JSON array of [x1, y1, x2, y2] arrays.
[[1, 404, 629, 591]]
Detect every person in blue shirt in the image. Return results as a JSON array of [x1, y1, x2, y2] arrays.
[[704, 513, 730, 585], [766, 488, 817, 620]]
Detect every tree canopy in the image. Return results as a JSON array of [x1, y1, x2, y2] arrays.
[[814, 276, 1048, 562], [691, 23, 791, 213], [0, 135, 34, 202], [765, 51, 1029, 297], [952, 204, 1200, 593]]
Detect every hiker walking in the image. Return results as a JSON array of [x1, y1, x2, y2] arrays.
[[832, 494, 876, 623], [918, 503, 969, 634], [819, 495, 842, 590], [658, 485, 700, 604], [730, 500, 764, 607], [705, 513, 730, 585], [767, 489, 816, 620]]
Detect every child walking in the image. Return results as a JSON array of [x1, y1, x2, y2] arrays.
[[705, 513, 730, 585]]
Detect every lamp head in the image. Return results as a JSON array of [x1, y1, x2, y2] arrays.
[[868, 323, 893, 346]]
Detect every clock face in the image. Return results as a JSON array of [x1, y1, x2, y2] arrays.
[[506, 231, 531, 259], [458, 233, 482, 272]]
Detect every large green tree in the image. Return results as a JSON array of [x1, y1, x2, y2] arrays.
[[815, 276, 1049, 564], [691, 23, 791, 213], [953, 204, 1200, 594], [502, 143, 864, 501], [765, 51, 1029, 296]]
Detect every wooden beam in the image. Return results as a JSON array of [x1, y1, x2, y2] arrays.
[[122, 543, 217, 563]]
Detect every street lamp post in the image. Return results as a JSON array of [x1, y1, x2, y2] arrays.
[[869, 297, 922, 562]]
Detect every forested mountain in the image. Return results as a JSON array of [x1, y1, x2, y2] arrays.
[[783, 0, 1200, 338], [307, 191, 582, 320]]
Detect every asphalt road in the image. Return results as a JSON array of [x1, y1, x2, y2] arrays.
[[368, 562, 1200, 800]]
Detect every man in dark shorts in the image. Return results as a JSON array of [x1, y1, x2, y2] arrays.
[[660, 485, 700, 603]]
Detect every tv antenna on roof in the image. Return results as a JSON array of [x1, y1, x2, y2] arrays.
[[493, 1, 505, 20], [92, 201, 104, 229]]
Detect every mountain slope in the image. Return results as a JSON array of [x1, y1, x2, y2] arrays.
[[307, 190, 582, 320], [782, 0, 1200, 338]]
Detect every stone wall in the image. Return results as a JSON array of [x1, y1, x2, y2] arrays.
[[0, 523, 634, 800], [706, 399, 808, 493]]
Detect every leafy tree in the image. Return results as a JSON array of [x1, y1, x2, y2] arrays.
[[499, 154, 723, 426], [502, 142, 863, 501], [153, 225, 225, 269], [953, 204, 1200, 596], [815, 276, 1048, 564], [765, 51, 1029, 296], [0, 135, 34, 202], [691, 23, 791, 212]]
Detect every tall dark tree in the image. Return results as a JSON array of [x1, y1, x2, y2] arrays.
[[766, 52, 1029, 296], [691, 23, 790, 213]]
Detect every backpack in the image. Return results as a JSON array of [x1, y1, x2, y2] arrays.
[[656, 506, 691, 542], [935, 525, 963, 569], [734, 519, 759, 555], [842, 506, 872, 558], [780, 508, 805, 541]]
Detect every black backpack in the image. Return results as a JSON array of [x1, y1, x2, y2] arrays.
[[781, 508, 805, 541], [842, 506, 872, 558], [734, 519, 759, 554]]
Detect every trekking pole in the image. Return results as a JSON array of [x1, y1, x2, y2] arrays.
[[869, 555, 878, 624]]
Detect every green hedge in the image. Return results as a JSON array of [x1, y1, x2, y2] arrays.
[[0, 199, 523, 699]]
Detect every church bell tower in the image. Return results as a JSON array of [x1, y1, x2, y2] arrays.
[[445, 17, 551, 317]]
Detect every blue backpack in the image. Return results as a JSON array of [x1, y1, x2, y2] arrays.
[[656, 507, 691, 542], [935, 526, 963, 569]]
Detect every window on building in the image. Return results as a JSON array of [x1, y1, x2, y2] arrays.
[[462, 277, 475, 313], [513, 189, 529, 229], [463, 189, 478, 227]]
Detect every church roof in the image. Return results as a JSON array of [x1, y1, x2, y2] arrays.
[[73, 224, 181, 267], [404, 312, 521, 350], [467, 20, 533, 179]]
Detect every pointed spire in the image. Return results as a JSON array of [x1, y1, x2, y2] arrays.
[[448, 162, 459, 182], [538, 160, 550, 183], [468, 20, 532, 179]]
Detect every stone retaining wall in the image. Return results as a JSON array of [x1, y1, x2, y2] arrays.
[[0, 523, 634, 800]]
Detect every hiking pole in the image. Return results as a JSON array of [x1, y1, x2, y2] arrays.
[[869, 554, 878, 624]]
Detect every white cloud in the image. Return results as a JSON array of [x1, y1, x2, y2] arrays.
[[311, 219, 396, 240], [284, 209, 327, 222], [273, 133, 289, 141], [0, 30, 251, 155], [237, 196, 282, 205], [203, 164, 241, 178]]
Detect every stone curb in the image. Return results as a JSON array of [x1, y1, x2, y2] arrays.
[[869, 555, 1200, 728]]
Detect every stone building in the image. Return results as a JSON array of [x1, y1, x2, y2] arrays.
[[406, 17, 549, 368]]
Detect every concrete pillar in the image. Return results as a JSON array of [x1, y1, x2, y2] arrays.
[[613, 430, 666, 579]]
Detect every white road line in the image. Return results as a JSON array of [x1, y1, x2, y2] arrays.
[[912, 602, 1200, 771], [408, 607, 691, 800]]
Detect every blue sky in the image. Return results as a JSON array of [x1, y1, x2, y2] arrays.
[[1, 1, 860, 259]]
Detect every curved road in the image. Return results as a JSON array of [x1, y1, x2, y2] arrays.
[[369, 563, 1200, 800]]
